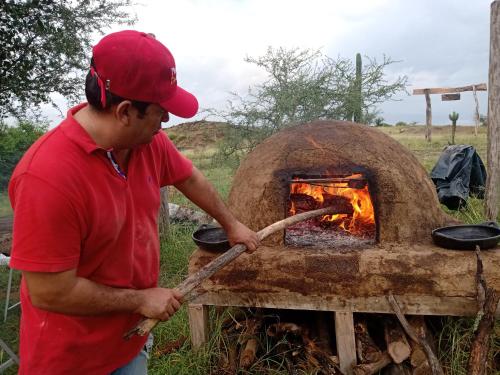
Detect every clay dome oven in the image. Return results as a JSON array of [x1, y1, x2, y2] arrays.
[[227, 120, 450, 247]]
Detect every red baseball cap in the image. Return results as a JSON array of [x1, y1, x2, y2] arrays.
[[91, 30, 198, 118]]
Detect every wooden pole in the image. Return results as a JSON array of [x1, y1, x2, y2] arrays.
[[124, 205, 341, 339], [424, 89, 432, 142], [486, 1, 500, 221], [473, 85, 480, 137]]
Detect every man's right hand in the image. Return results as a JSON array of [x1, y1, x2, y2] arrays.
[[135, 288, 183, 321]]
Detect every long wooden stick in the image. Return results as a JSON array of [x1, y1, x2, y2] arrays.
[[124, 206, 338, 339]]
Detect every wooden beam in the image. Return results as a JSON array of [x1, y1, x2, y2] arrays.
[[413, 83, 487, 95], [335, 311, 357, 375], [441, 93, 460, 101], [191, 291, 500, 317], [486, 0, 500, 221], [188, 304, 209, 349]]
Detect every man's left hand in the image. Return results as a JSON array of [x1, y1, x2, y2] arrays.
[[225, 221, 259, 253]]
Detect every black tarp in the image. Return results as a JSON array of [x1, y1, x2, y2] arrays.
[[430, 145, 487, 210]]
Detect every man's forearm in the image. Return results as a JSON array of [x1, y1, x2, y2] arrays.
[[27, 273, 143, 316]]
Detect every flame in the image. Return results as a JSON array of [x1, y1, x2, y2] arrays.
[[289, 174, 375, 235]]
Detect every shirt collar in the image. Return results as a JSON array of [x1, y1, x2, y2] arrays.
[[60, 103, 101, 154]]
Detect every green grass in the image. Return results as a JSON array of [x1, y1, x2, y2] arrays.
[[0, 124, 498, 374], [0, 192, 12, 217], [168, 146, 237, 209], [378, 125, 488, 172]]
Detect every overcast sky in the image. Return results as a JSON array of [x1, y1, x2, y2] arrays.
[[43, 0, 493, 127]]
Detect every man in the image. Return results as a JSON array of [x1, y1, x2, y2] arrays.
[[8, 30, 258, 374]]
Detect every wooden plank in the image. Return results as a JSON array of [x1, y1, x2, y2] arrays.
[[441, 93, 461, 101], [425, 90, 432, 141], [190, 291, 500, 317], [413, 83, 487, 95], [188, 304, 209, 349], [486, 1, 500, 221], [335, 311, 356, 375]]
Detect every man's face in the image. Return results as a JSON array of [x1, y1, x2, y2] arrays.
[[126, 103, 169, 146]]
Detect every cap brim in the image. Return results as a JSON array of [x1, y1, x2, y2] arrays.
[[159, 86, 198, 118]]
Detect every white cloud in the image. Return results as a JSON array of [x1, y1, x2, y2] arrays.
[[41, 0, 493, 127]]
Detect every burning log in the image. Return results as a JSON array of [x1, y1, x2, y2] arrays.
[[289, 193, 319, 212], [355, 319, 383, 363], [321, 195, 354, 216], [384, 318, 411, 364], [352, 351, 392, 375]]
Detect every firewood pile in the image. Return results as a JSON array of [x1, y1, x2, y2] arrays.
[[215, 309, 342, 374], [213, 309, 441, 375], [353, 315, 436, 375]]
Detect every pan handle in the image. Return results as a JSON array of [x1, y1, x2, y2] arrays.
[[481, 221, 500, 229]]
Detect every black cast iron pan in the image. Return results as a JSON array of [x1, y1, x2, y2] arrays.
[[432, 221, 500, 250], [192, 224, 231, 252]]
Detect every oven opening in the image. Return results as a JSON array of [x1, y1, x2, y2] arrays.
[[285, 174, 376, 248]]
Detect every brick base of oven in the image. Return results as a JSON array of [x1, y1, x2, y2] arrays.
[[187, 242, 500, 374]]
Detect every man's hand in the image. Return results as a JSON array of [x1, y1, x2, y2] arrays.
[[135, 288, 183, 321], [225, 220, 259, 253]]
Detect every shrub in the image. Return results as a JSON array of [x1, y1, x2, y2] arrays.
[[0, 120, 47, 190]]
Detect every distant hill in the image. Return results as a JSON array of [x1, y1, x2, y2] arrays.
[[164, 121, 487, 150], [163, 120, 229, 149]]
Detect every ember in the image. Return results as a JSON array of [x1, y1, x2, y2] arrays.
[[286, 174, 376, 248]]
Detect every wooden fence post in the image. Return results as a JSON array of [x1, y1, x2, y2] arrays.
[[486, 1, 500, 221], [473, 85, 480, 137], [159, 186, 170, 237], [424, 89, 432, 142]]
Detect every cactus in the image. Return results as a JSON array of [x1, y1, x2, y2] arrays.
[[449, 111, 459, 144], [449, 111, 459, 123], [353, 53, 363, 123]]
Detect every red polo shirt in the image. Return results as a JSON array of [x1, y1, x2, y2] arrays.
[[8, 103, 193, 374]]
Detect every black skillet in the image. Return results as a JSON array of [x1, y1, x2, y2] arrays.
[[192, 224, 231, 252], [432, 221, 500, 250]]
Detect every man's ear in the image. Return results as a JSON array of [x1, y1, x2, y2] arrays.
[[115, 101, 133, 126]]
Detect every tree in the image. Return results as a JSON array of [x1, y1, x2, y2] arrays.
[[215, 47, 408, 156], [0, 0, 136, 119], [0, 120, 47, 189]]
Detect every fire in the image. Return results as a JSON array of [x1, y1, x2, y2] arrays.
[[289, 174, 375, 235]]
